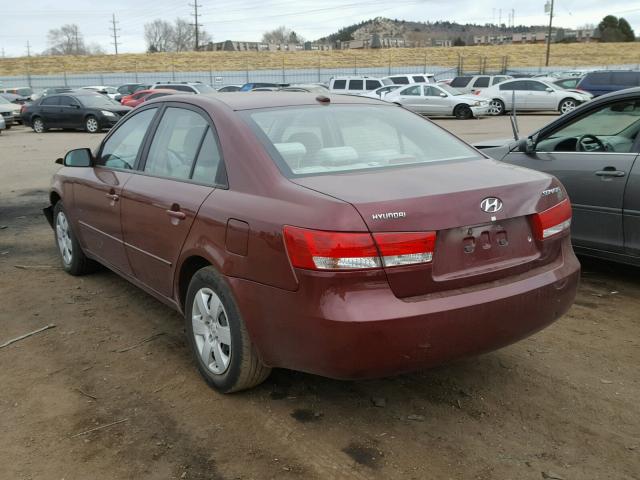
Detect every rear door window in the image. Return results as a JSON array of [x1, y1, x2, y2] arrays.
[[191, 128, 223, 184], [366, 79, 381, 90], [450, 77, 472, 88], [348, 80, 364, 90], [41, 96, 60, 106], [412, 76, 425, 83], [390, 76, 410, 84], [144, 107, 209, 180], [332, 79, 346, 90], [59, 96, 79, 107], [500, 80, 527, 91], [401, 85, 422, 96], [473, 77, 490, 88]]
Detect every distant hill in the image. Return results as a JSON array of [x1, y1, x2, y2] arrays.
[[317, 17, 554, 46]]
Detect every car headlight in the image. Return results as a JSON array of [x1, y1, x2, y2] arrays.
[[472, 101, 481, 106], [101, 110, 116, 117]]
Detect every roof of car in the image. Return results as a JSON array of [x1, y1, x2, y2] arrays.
[[193, 92, 387, 111]]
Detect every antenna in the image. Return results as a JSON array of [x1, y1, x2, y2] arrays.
[[189, 1, 203, 51], [111, 13, 121, 55]]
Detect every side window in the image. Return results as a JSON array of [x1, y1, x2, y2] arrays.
[[144, 107, 208, 180], [332, 79, 346, 90], [401, 85, 422, 96], [492, 76, 506, 85], [473, 77, 490, 88], [191, 128, 222, 184], [586, 73, 611, 86], [59, 96, 79, 107], [450, 77, 472, 88], [98, 108, 158, 169], [424, 86, 439, 97], [536, 100, 640, 154], [611, 72, 639, 86], [366, 79, 381, 90], [528, 81, 548, 91], [348, 80, 364, 90], [500, 81, 523, 91], [41, 96, 60, 106], [391, 76, 410, 84], [413, 76, 425, 83]]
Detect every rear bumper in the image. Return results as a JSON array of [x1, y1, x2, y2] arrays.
[[229, 241, 580, 379]]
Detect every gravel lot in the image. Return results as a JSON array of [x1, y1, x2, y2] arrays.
[[1, 117, 639, 480]]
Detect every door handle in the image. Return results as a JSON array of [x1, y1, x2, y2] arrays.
[[105, 193, 119, 201], [166, 209, 186, 220], [595, 169, 625, 177]]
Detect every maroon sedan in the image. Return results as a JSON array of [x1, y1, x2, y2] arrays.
[[44, 93, 579, 392]]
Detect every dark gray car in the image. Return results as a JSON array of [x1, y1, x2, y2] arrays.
[[478, 87, 640, 266]]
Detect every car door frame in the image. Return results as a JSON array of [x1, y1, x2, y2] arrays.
[[38, 95, 62, 127]]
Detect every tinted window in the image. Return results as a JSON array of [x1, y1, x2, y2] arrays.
[[413, 76, 425, 83], [424, 86, 441, 96], [333, 80, 346, 90], [191, 128, 222, 184], [144, 107, 208, 180], [246, 105, 481, 177], [79, 95, 119, 108], [41, 96, 60, 106], [611, 72, 640, 86], [555, 78, 579, 89], [98, 108, 157, 169], [473, 77, 490, 88], [450, 77, 472, 88], [499, 80, 528, 91], [585, 72, 611, 86], [59, 96, 79, 107], [492, 76, 507, 85], [366, 80, 381, 90], [390, 76, 410, 84], [348, 80, 364, 90], [528, 81, 549, 91], [401, 85, 422, 96]]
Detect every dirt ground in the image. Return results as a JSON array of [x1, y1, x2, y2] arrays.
[[1, 118, 639, 480]]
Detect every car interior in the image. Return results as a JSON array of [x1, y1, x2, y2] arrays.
[[535, 99, 640, 153]]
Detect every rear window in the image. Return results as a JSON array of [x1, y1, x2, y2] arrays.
[[413, 76, 425, 82], [243, 105, 481, 177], [473, 77, 490, 88], [332, 79, 347, 90], [390, 76, 410, 84], [450, 77, 472, 88], [611, 72, 640, 86], [585, 72, 611, 86], [348, 79, 364, 90], [366, 80, 381, 90]]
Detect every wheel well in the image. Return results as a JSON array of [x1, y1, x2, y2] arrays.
[[50, 191, 61, 206], [177, 256, 211, 310]]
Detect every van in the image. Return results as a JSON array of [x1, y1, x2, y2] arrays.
[[576, 70, 640, 97], [329, 77, 384, 94]]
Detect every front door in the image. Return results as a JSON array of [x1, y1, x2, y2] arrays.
[[73, 107, 160, 274], [503, 97, 640, 252], [58, 95, 84, 128], [524, 80, 556, 110], [121, 106, 220, 297], [397, 85, 424, 113]]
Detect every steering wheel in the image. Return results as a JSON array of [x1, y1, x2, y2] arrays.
[[577, 134, 606, 152]]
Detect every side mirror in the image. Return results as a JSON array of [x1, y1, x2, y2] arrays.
[[516, 137, 535, 154], [545, 87, 554, 93], [439, 92, 447, 97], [64, 148, 92, 167]]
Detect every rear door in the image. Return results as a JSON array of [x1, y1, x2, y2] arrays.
[[73, 107, 159, 274], [58, 95, 84, 128], [499, 80, 530, 110], [397, 85, 424, 112], [120, 104, 220, 297], [39, 96, 61, 127], [525, 80, 556, 110], [502, 98, 640, 252], [422, 86, 451, 115], [347, 79, 364, 94]]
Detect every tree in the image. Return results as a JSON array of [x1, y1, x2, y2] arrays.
[[598, 15, 635, 42], [453, 37, 466, 46], [46, 24, 86, 55], [144, 19, 174, 52], [172, 18, 195, 51], [262, 26, 303, 44]]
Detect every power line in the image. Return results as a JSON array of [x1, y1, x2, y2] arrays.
[[111, 13, 121, 55], [189, 1, 203, 51]]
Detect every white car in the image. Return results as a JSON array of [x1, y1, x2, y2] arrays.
[[380, 73, 435, 86], [0, 114, 6, 133], [360, 85, 402, 99], [476, 78, 591, 115], [81, 86, 118, 100], [0, 95, 22, 122], [385, 83, 491, 119]]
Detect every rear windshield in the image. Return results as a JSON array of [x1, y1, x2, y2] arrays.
[[244, 105, 481, 177]]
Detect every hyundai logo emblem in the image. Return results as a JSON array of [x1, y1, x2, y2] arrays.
[[480, 197, 503, 213]]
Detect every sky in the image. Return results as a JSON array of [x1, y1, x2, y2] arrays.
[[1, 0, 639, 57]]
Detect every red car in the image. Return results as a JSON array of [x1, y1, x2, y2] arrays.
[[44, 93, 579, 393], [120, 88, 178, 107]]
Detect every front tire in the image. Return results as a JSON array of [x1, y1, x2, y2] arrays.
[[489, 99, 505, 115], [85, 115, 100, 133], [559, 98, 577, 114], [454, 104, 473, 119], [53, 202, 95, 275], [185, 266, 271, 393]]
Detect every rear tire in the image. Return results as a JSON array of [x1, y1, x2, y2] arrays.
[[53, 202, 96, 275], [454, 104, 473, 119], [489, 99, 505, 115], [5, 123, 11, 130], [32, 116, 46, 133], [85, 115, 100, 133], [185, 266, 271, 393]]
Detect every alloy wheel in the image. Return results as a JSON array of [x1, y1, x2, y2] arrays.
[[33, 118, 44, 133], [560, 100, 577, 114], [55, 211, 73, 266], [86, 117, 99, 133], [191, 287, 232, 375], [488, 100, 504, 115]]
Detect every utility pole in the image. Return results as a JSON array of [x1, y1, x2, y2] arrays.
[[111, 13, 121, 55], [190, 1, 203, 51], [545, 0, 554, 66], [25, 41, 32, 88]]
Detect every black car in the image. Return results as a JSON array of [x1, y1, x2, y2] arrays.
[[477, 87, 640, 266], [22, 92, 132, 133]]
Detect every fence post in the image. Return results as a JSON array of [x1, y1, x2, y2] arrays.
[[245, 57, 249, 83], [424, 52, 427, 72], [63, 69, 68, 87], [209, 63, 213, 85], [282, 55, 286, 83], [171, 58, 176, 81], [388, 50, 391, 75], [317, 55, 321, 82], [354, 56, 357, 75], [134, 62, 138, 82]]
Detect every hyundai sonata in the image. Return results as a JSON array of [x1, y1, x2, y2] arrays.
[[44, 93, 579, 392]]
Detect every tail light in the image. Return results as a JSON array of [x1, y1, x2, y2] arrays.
[[531, 199, 572, 240], [20, 105, 27, 114], [283, 226, 436, 271]]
